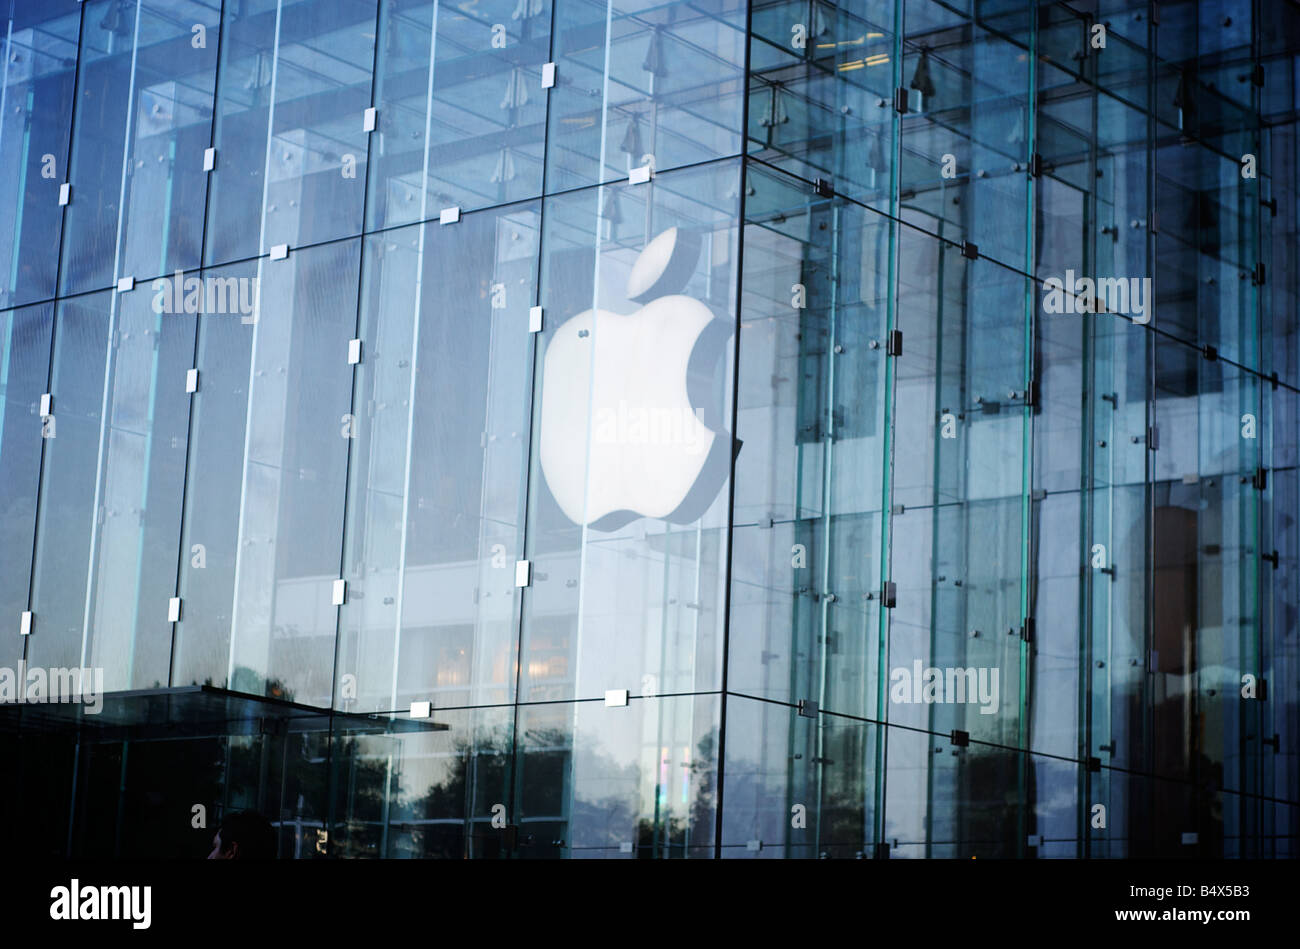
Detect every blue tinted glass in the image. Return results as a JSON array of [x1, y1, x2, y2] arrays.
[[224, 239, 360, 705], [544, 0, 746, 193], [83, 287, 195, 689], [205, 0, 377, 266], [60, 1, 220, 294], [0, 3, 79, 306], [366, 0, 552, 230], [27, 292, 112, 671], [0, 303, 53, 668], [337, 203, 539, 714], [172, 261, 259, 688]]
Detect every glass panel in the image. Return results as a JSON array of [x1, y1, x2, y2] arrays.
[[225, 239, 361, 706], [514, 693, 718, 857], [59, 0, 220, 295], [543, 0, 746, 193], [0, 303, 54, 668], [2, 0, 1297, 863], [728, 162, 890, 720], [328, 706, 513, 858], [1030, 752, 1080, 858], [83, 284, 195, 689], [335, 202, 540, 714], [27, 292, 113, 672], [883, 709, 1026, 858], [746, 0, 898, 212], [24, 285, 195, 690], [898, 0, 1031, 265], [720, 694, 880, 859], [175, 241, 360, 706], [888, 242, 1028, 748], [205, 0, 377, 266], [0, 1, 80, 307], [172, 260, 260, 689], [520, 160, 740, 704], [366, 0, 552, 229]]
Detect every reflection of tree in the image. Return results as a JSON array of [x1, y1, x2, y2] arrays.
[[214, 667, 294, 702], [570, 726, 721, 859], [721, 723, 1034, 858], [315, 733, 393, 859], [712, 738, 866, 858], [182, 668, 391, 859], [632, 728, 719, 858], [13, 673, 724, 859], [391, 723, 726, 859], [400, 725, 515, 859], [67, 667, 741, 859]]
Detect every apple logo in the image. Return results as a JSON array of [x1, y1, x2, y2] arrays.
[[538, 227, 737, 531]]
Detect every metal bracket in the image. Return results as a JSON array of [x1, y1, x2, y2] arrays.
[[881, 581, 896, 608]]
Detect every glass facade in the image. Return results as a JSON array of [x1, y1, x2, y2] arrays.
[[0, 0, 1296, 859]]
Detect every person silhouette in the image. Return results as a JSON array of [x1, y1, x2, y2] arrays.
[[206, 810, 276, 860]]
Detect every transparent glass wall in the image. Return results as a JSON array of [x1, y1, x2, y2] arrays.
[[0, 0, 1295, 859]]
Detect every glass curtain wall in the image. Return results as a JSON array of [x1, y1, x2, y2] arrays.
[[0, 0, 1294, 858]]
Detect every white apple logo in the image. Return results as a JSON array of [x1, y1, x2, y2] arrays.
[[539, 227, 736, 531]]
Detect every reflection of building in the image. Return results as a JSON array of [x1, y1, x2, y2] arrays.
[[0, 0, 1296, 858]]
